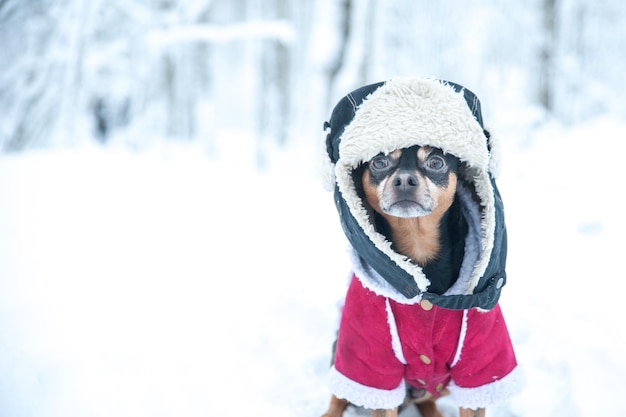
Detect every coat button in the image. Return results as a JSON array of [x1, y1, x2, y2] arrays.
[[419, 354, 432, 365], [420, 299, 433, 311], [436, 383, 444, 392]]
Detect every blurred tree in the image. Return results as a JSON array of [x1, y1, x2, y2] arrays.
[[1, 0, 625, 153], [325, 0, 352, 105], [0, 0, 70, 150], [539, 0, 557, 113], [252, 0, 294, 167]]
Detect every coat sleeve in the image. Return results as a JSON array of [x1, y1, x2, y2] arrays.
[[448, 304, 525, 409], [329, 275, 406, 409]]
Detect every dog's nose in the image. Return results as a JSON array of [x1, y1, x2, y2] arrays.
[[393, 172, 418, 191]]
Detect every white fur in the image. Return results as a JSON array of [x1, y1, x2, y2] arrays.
[[337, 78, 490, 171], [486, 126, 502, 179], [349, 247, 424, 304], [448, 366, 526, 409], [444, 183, 483, 296], [385, 299, 407, 365], [328, 366, 406, 410], [450, 309, 469, 367]]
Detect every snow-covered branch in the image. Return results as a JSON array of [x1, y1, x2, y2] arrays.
[[146, 20, 296, 47]]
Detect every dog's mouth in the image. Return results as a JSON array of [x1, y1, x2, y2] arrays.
[[382, 199, 434, 218]]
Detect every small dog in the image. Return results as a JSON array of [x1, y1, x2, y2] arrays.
[[321, 145, 483, 417]]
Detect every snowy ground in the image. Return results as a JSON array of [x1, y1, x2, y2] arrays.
[[1, 118, 624, 417]]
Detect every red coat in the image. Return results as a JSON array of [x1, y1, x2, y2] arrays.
[[330, 274, 523, 410]]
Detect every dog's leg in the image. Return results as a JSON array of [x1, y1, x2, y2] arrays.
[[371, 408, 398, 417], [458, 408, 485, 417], [321, 395, 349, 417], [416, 400, 444, 417], [408, 386, 445, 417]]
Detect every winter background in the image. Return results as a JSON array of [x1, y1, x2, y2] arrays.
[[1, 1, 625, 416]]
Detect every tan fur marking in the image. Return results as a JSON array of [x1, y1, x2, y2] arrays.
[[459, 408, 486, 417], [417, 146, 433, 162], [371, 408, 398, 417], [388, 149, 402, 160], [321, 395, 349, 417], [416, 400, 445, 417]]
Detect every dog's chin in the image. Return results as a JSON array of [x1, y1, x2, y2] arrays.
[[382, 201, 434, 218]]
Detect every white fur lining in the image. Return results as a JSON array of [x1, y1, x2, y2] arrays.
[[320, 125, 337, 192], [487, 126, 501, 179], [448, 366, 526, 409], [328, 365, 406, 409], [350, 247, 422, 304], [385, 299, 407, 364], [450, 309, 469, 367], [337, 78, 490, 171], [443, 183, 483, 296]]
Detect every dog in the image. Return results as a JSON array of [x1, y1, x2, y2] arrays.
[[321, 145, 484, 417], [320, 78, 522, 417]]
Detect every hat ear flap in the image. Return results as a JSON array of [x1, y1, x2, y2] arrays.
[[485, 127, 502, 178], [319, 122, 337, 191], [319, 81, 386, 191], [442, 80, 500, 178]]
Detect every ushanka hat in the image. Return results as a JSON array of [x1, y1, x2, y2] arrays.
[[322, 77, 507, 310]]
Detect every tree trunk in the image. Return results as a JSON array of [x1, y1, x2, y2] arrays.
[[326, 0, 352, 106], [539, 0, 557, 113]]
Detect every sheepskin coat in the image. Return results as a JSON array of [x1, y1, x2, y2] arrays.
[[321, 77, 524, 409]]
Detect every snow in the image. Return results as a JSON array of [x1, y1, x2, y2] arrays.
[[1, 117, 625, 417]]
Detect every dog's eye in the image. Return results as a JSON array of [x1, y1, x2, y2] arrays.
[[370, 156, 390, 170], [426, 155, 446, 171]]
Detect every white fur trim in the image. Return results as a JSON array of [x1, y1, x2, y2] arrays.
[[486, 127, 502, 179], [319, 125, 337, 191], [328, 366, 406, 409], [350, 247, 422, 304], [385, 299, 407, 364], [444, 183, 482, 296], [333, 78, 496, 295], [448, 366, 526, 409], [338, 78, 489, 171], [450, 309, 469, 367]]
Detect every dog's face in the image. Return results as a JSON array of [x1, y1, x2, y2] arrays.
[[362, 145, 461, 219]]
